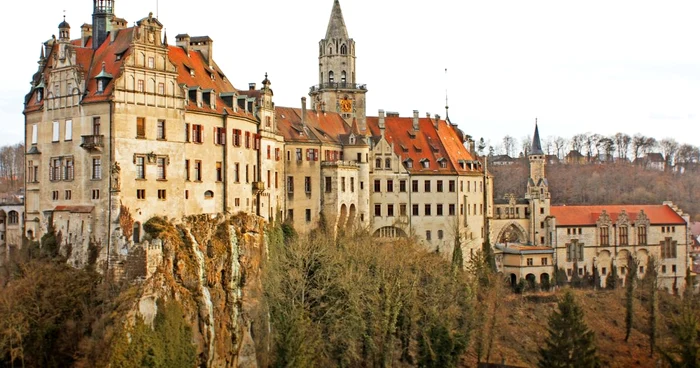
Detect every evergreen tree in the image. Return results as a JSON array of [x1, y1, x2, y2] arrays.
[[647, 256, 659, 357], [538, 290, 599, 368], [451, 241, 463, 272], [661, 305, 700, 368], [607, 265, 618, 290], [624, 255, 639, 342]]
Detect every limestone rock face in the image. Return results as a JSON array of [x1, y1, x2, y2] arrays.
[[126, 213, 269, 367]]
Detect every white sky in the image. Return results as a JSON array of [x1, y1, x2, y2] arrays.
[[1, 0, 699, 149]]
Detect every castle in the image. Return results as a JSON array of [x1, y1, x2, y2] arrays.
[[22, 0, 486, 268], [21, 0, 689, 291]]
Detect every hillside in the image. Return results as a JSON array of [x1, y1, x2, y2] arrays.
[[463, 287, 684, 368], [490, 161, 700, 220]]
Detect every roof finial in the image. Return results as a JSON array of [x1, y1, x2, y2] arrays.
[[445, 68, 450, 122]]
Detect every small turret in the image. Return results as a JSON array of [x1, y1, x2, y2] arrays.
[[58, 16, 71, 42]]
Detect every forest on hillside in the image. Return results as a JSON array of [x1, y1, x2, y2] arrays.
[[491, 160, 700, 221]]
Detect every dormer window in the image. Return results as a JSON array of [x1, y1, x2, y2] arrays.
[[421, 159, 430, 169], [438, 158, 447, 168], [190, 69, 195, 77], [37, 89, 43, 102], [97, 80, 104, 93], [404, 158, 413, 169]]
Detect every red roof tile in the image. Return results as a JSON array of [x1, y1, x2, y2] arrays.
[[366, 115, 480, 175], [551, 205, 686, 226], [275, 107, 350, 144]]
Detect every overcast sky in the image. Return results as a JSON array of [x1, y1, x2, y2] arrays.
[[2, 0, 699, 150]]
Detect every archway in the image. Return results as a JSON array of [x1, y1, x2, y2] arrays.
[[133, 222, 141, 243], [497, 222, 527, 243], [540, 273, 550, 290], [526, 273, 537, 289], [510, 273, 517, 286], [338, 204, 347, 230], [347, 204, 356, 229]]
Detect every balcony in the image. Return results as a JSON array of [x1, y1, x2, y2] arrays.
[[80, 135, 104, 150], [310, 82, 367, 92], [252, 181, 265, 194]]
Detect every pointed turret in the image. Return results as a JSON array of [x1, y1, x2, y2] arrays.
[[326, 0, 349, 40], [531, 121, 544, 155]]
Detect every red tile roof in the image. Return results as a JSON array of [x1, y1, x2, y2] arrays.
[[366, 115, 481, 175], [25, 27, 255, 120], [275, 107, 350, 144], [551, 205, 686, 226]]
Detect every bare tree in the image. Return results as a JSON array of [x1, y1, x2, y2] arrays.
[[554, 136, 568, 159], [599, 137, 616, 162], [631, 134, 648, 161], [660, 138, 679, 169], [583, 133, 597, 162], [614, 133, 631, 160], [502, 135, 517, 158], [521, 135, 532, 157], [570, 133, 586, 154], [543, 136, 555, 155]]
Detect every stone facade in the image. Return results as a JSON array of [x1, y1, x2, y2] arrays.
[[492, 124, 691, 292], [0, 199, 24, 261]]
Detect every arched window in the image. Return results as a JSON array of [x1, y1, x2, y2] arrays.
[[328, 71, 334, 83], [7, 211, 18, 225], [329, 46, 333, 55], [133, 222, 140, 243], [375, 158, 382, 169], [340, 44, 347, 54], [341, 71, 346, 84], [385, 158, 391, 169], [204, 190, 214, 199]]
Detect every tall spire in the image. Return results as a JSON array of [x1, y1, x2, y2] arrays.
[[530, 119, 544, 155], [325, 0, 349, 39]]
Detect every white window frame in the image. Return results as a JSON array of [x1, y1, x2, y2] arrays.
[[64, 120, 72, 141]]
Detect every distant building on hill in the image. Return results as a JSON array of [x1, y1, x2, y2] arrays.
[[491, 125, 690, 293], [634, 152, 666, 171]]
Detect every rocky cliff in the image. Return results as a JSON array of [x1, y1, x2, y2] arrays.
[[114, 213, 269, 367]]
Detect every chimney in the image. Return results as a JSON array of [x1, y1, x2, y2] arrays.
[[413, 110, 420, 131], [176, 34, 190, 55], [301, 97, 307, 127], [189, 36, 213, 65], [434, 114, 440, 129], [249, 83, 256, 91], [378, 109, 385, 136], [468, 136, 476, 156], [81, 24, 92, 47]]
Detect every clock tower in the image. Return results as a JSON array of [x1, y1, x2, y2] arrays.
[[310, 0, 368, 132]]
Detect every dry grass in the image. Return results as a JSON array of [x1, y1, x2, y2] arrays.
[[463, 287, 682, 367]]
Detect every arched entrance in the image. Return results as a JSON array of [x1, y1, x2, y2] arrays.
[[540, 273, 550, 290], [526, 273, 536, 289], [497, 222, 527, 243], [133, 222, 141, 243], [510, 273, 517, 286], [347, 204, 356, 229], [338, 204, 347, 230]]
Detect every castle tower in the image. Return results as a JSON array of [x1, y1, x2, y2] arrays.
[[309, 0, 368, 132], [92, 0, 114, 49], [58, 16, 71, 42], [525, 121, 551, 245]]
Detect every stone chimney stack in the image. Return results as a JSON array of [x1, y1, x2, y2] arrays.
[[81, 23, 92, 47], [301, 97, 307, 127], [176, 34, 190, 55], [190, 36, 214, 66], [434, 114, 440, 129], [413, 110, 420, 131], [379, 109, 385, 136]]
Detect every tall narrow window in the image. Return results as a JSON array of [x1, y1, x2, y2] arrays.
[[157, 120, 166, 140], [93, 117, 101, 135], [341, 71, 347, 83], [194, 160, 202, 181], [599, 226, 609, 246], [52, 121, 59, 142], [64, 157, 74, 180], [31, 124, 38, 144], [184, 159, 190, 181], [136, 156, 145, 179], [137, 79, 144, 92], [92, 157, 102, 180], [329, 71, 334, 83], [638, 226, 647, 245], [64, 120, 72, 141], [218, 162, 225, 182], [305, 176, 311, 193], [136, 117, 146, 138], [156, 157, 166, 180], [619, 226, 628, 246]]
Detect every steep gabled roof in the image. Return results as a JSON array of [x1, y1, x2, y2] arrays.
[[551, 205, 686, 226], [367, 115, 480, 175], [275, 107, 349, 145]]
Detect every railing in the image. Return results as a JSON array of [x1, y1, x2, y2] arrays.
[[80, 135, 104, 149], [310, 82, 367, 92]]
